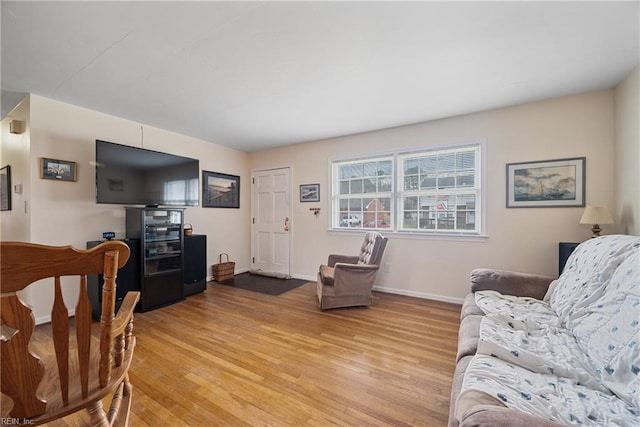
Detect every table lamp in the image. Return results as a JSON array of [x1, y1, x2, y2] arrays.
[[579, 206, 614, 238]]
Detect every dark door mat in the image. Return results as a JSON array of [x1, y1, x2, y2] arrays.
[[216, 272, 311, 295]]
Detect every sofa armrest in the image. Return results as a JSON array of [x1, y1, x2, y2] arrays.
[[470, 268, 555, 300], [328, 254, 359, 267]]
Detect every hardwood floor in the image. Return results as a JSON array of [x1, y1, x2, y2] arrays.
[[34, 282, 461, 426]]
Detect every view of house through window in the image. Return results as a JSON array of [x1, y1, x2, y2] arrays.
[[399, 146, 479, 232], [332, 143, 482, 234], [335, 157, 393, 229]]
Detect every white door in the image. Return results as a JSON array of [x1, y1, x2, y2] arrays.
[[251, 167, 291, 276]]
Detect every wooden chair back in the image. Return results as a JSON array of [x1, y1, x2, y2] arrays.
[[1, 240, 140, 426]]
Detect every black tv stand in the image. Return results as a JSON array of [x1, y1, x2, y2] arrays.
[[126, 207, 185, 311]]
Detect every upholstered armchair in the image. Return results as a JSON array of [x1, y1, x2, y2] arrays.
[[317, 231, 388, 310]]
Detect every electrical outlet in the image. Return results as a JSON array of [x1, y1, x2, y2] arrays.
[[384, 262, 391, 273]]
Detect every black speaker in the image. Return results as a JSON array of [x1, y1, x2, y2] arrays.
[[184, 234, 207, 296], [559, 242, 580, 276], [87, 239, 140, 319]]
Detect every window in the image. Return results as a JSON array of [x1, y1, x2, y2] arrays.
[[333, 156, 393, 229], [399, 145, 480, 233], [331, 143, 482, 234]]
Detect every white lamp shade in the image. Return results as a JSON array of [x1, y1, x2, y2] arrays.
[[579, 206, 614, 225]]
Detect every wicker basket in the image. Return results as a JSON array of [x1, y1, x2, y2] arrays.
[[184, 223, 193, 236], [212, 253, 235, 282]]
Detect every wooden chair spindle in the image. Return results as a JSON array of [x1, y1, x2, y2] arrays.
[[76, 274, 93, 398], [51, 276, 70, 405]]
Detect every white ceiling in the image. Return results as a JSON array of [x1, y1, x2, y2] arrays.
[[2, 1, 639, 152]]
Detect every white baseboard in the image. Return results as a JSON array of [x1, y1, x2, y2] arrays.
[[295, 274, 464, 304], [372, 285, 464, 305], [36, 315, 51, 325], [292, 273, 316, 282], [36, 307, 76, 325]]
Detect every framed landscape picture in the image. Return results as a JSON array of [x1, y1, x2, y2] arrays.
[[40, 157, 77, 181], [506, 157, 585, 208], [202, 170, 240, 208]]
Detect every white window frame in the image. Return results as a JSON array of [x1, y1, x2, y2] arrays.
[[329, 141, 485, 237], [397, 143, 482, 235], [331, 155, 394, 230]]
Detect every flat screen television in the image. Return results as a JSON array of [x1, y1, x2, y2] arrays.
[[96, 140, 200, 206]]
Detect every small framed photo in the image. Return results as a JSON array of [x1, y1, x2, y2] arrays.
[[203, 170, 240, 208], [300, 183, 320, 202], [506, 157, 585, 208], [1, 165, 11, 211], [40, 157, 77, 182]]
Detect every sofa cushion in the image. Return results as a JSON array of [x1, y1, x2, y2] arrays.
[[546, 235, 639, 326], [570, 249, 640, 409], [474, 290, 558, 326], [476, 314, 606, 393], [460, 354, 640, 426]]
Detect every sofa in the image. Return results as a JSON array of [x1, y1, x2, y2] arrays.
[[449, 234, 640, 427]]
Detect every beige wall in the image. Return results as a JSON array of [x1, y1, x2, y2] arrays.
[[3, 95, 251, 323], [614, 65, 640, 236], [250, 90, 616, 302], [0, 96, 31, 242], [1, 84, 630, 315]]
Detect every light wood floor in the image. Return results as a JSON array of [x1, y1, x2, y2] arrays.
[[37, 282, 461, 426]]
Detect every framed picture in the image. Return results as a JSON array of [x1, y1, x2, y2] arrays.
[[40, 157, 77, 181], [300, 183, 320, 202], [506, 157, 586, 208], [202, 170, 240, 208], [1, 165, 11, 211]]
